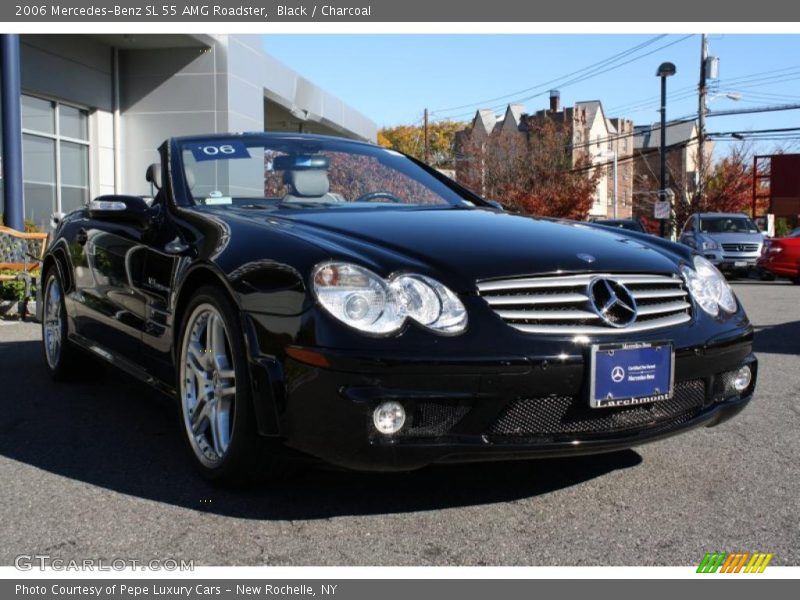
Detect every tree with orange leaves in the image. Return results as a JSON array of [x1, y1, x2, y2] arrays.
[[457, 117, 601, 219]]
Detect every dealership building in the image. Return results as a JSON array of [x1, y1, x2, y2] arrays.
[[0, 34, 377, 230]]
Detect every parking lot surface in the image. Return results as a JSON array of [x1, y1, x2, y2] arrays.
[[0, 279, 797, 566]]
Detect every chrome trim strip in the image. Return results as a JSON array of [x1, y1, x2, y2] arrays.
[[508, 312, 691, 335], [482, 292, 590, 306], [495, 308, 599, 321], [635, 300, 691, 316], [477, 273, 680, 292], [631, 288, 687, 300]]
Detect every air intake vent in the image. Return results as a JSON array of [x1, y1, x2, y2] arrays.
[[477, 273, 692, 335]]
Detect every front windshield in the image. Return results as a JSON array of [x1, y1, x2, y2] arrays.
[[178, 137, 470, 210], [699, 216, 760, 234]]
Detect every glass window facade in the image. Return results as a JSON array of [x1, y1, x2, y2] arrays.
[[21, 94, 90, 229]]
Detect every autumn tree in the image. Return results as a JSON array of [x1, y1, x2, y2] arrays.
[[700, 144, 765, 215], [378, 121, 465, 169], [457, 117, 601, 220]]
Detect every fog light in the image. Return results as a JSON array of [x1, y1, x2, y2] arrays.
[[373, 401, 406, 435], [733, 365, 752, 392]]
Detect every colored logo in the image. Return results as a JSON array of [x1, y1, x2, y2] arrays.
[[697, 552, 773, 573]]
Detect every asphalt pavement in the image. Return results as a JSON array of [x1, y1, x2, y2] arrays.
[[0, 279, 797, 566]]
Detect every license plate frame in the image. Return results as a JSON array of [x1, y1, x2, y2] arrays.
[[589, 341, 675, 409]]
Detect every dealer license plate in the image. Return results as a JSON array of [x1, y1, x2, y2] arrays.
[[734, 260, 748, 267], [590, 341, 674, 408]]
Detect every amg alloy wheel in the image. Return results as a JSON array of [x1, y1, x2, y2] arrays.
[[176, 286, 285, 484], [41, 268, 80, 379], [180, 303, 237, 468], [42, 274, 63, 369]]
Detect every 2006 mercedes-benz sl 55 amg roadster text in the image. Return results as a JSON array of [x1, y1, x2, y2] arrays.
[[38, 133, 757, 482]]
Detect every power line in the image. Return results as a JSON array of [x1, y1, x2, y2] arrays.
[[430, 35, 668, 115], [607, 64, 800, 116], [432, 35, 694, 122]]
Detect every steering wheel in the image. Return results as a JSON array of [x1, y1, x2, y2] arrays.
[[355, 191, 403, 204]]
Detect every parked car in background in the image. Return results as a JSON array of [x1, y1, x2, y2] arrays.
[[757, 228, 800, 284], [590, 218, 647, 234], [679, 213, 765, 275]]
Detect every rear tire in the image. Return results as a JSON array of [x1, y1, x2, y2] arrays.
[[757, 268, 776, 281], [41, 267, 80, 380], [176, 285, 286, 485]]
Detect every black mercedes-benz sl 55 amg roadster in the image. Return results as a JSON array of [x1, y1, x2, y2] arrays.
[[38, 133, 756, 482]]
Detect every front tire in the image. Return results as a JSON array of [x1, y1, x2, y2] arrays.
[[41, 267, 80, 380], [177, 285, 280, 484]]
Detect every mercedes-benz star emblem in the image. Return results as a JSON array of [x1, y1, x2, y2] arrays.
[[587, 277, 638, 328], [611, 366, 626, 383]]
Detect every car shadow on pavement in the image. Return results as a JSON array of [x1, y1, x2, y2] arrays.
[[0, 338, 642, 520]]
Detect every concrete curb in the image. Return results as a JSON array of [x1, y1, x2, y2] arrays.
[[0, 299, 36, 320]]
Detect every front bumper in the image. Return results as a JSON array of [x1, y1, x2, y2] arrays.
[[703, 251, 760, 270], [252, 336, 757, 471], [757, 255, 800, 278]]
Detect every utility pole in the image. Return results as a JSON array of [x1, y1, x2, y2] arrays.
[[423, 108, 430, 163], [612, 150, 618, 219], [697, 33, 709, 211], [657, 61, 676, 239]]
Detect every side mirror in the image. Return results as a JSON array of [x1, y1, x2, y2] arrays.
[[88, 195, 152, 226]]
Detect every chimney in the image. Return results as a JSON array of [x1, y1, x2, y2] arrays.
[[549, 89, 561, 112]]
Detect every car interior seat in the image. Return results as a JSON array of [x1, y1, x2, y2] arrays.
[[282, 169, 342, 204]]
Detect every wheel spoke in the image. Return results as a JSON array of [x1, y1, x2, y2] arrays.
[[218, 383, 236, 397], [210, 315, 228, 372], [187, 342, 208, 379], [209, 403, 223, 456], [190, 397, 212, 434]]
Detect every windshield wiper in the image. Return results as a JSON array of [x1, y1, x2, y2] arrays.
[[278, 201, 337, 209]]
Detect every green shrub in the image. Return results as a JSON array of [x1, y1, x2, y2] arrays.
[[0, 269, 40, 302], [0, 214, 42, 233]]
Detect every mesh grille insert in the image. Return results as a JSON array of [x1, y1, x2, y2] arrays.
[[488, 379, 706, 437], [398, 402, 470, 437]]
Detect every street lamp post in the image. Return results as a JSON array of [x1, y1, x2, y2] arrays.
[[657, 61, 676, 239]]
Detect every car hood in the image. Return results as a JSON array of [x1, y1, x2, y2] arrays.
[[256, 207, 686, 288]]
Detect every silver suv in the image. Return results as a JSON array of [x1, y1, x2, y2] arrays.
[[679, 213, 765, 273]]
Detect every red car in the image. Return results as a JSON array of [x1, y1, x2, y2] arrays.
[[758, 228, 800, 283]]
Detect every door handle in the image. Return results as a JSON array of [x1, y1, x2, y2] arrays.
[[76, 228, 88, 246]]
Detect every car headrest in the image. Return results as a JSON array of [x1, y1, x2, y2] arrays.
[[146, 163, 162, 189], [287, 169, 329, 198]]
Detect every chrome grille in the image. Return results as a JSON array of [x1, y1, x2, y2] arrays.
[[721, 243, 759, 253], [478, 273, 692, 335]]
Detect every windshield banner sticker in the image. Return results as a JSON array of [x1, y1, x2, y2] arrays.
[[188, 142, 251, 162]]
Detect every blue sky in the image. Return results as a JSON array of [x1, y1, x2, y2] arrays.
[[263, 34, 800, 155]]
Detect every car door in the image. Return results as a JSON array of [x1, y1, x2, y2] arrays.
[[69, 212, 150, 370]]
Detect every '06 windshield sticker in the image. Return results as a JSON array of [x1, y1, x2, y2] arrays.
[[188, 142, 251, 162]]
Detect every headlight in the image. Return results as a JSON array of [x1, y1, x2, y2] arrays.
[[312, 262, 467, 335], [700, 238, 719, 251], [680, 255, 737, 316]]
